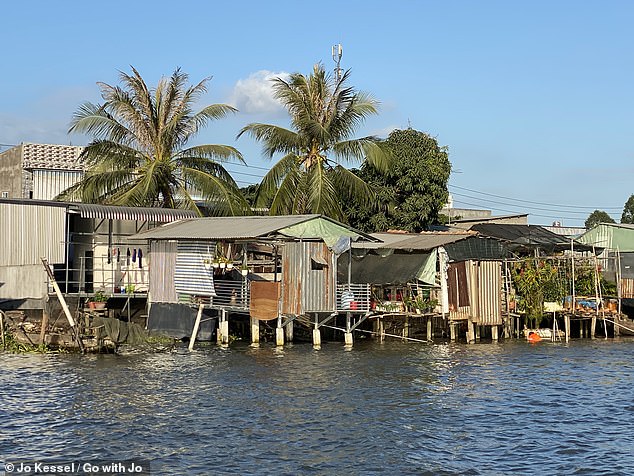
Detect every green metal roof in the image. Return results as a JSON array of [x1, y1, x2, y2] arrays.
[[134, 214, 376, 245]]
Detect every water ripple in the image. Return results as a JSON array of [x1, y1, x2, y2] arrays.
[[1, 340, 633, 474]]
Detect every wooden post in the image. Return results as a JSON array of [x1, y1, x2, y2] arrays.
[[426, 317, 432, 342], [379, 317, 384, 343], [250, 316, 259, 345], [591, 316, 596, 338], [40, 305, 50, 346], [221, 318, 229, 345], [285, 319, 293, 343], [216, 312, 222, 345], [491, 325, 499, 341], [344, 312, 353, 346], [275, 316, 284, 347], [41, 258, 83, 352], [475, 324, 481, 341], [404, 315, 410, 339], [188, 303, 204, 351], [450, 321, 456, 341], [0, 310, 5, 350], [313, 328, 321, 348], [467, 321, 475, 344], [565, 315, 570, 342]]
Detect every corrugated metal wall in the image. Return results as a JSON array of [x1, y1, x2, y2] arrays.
[[281, 241, 335, 315], [32, 170, 83, 200], [475, 261, 502, 325], [174, 241, 216, 297], [448, 260, 502, 325], [149, 241, 178, 303], [0, 202, 66, 266]]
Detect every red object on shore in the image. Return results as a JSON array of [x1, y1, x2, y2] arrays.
[[527, 332, 542, 343]]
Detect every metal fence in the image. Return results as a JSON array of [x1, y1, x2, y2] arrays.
[[336, 283, 371, 312], [179, 279, 250, 311]]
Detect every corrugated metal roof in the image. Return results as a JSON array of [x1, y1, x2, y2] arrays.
[[134, 214, 375, 242], [355, 232, 475, 250], [471, 223, 595, 253], [71, 204, 197, 222]]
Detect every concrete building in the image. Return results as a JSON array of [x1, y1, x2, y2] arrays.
[[0, 143, 85, 200]]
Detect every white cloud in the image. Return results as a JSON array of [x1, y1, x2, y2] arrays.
[[228, 70, 289, 114], [371, 125, 399, 138]]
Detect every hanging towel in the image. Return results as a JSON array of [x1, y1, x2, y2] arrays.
[[132, 248, 137, 263], [138, 249, 143, 268], [126, 248, 131, 266]]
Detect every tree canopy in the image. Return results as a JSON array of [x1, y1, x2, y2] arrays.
[[344, 128, 451, 232], [584, 209, 615, 229], [622, 195, 634, 224], [59, 67, 248, 215], [238, 63, 391, 221]]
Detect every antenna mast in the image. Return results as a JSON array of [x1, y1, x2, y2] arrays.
[[332, 44, 343, 82]]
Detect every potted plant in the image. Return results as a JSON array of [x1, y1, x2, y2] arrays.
[[240, 265, 249, 277], [89, 290, 108, 310], [412, 296, 438, 314]]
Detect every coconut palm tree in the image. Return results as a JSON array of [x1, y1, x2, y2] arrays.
[[59, 67, 248, 215], [237, 63, 390, 220]]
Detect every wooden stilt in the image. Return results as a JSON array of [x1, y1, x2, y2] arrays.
[[475, 324, 481, 341], [591, 316, 597, 338], [467, 321, 475, 344], [379, 317, 384, 343], [285, 320, 293, 343], [450, 321, 456, 341], [312, 328, 321, 348], [250, 316, 259, 345], [0, 310, 6, 350], [275, 315, 284, 347], [404, 315, 410, 339], [40, 306, 50, 346], [565, 315, 570, 342], [492, 325, 499, 341], [219, 309, 229, 345], [216, 312, 222, 345], [426, 317, 432, 342], [344, 312, 353, 346], [188, 303, 204, 351]]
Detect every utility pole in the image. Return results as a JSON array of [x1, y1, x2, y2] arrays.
[[332, 44, 343, 82]]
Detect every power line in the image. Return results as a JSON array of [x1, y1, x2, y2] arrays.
[[449, 191, 616, 216], [449, 184, 623, 211], [450, 197, 596, 222]]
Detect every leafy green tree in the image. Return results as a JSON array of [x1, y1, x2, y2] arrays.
[[237, 64, 391, 221], [622, 195, 634, 224], [584, 210, 615, 229], [345, 128, 451, 232], [60, 67, 248, 215]]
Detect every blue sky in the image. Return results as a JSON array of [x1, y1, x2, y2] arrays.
[[1, 0, 633, 226]]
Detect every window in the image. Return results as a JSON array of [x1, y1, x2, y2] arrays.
[[1, 192, 8, 198]]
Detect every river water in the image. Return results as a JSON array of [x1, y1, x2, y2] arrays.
[[1, 338, 633, 475]]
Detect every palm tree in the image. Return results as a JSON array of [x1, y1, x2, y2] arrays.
[[60, 67, 248, 215], [237, 63, 390, 220]]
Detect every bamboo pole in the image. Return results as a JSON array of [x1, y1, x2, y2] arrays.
[[188, 303, 204, 351], [0, 310, 6, 350], [41, 258, 83, 352]]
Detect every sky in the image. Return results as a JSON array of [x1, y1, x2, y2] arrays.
[[1, 0, 633, 226]]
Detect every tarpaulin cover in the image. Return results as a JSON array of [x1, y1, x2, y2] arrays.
[[338, 250, 435, 285], [147, 303, 215, 339], [280, 219, 363, 248]]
